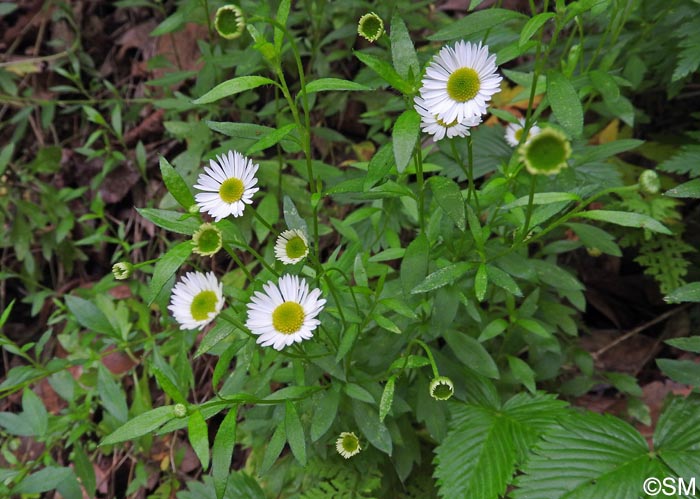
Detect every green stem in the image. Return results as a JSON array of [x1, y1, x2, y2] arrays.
[[520, 175, 537, 243], [224, 247, 254, 283], [466, 135, 479, 212], [414, 142, 425, 231], [411, 339, 440, 378]]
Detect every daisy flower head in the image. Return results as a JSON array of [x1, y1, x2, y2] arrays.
[[519, 127, 571, 176], [414, 96, 482, 141], [246, 274, 326, 351], [505, 118, 541, 147], [194, 150, 259, 222], [168, 271, 225, 330], [357, 12, 384, 42], [419, 41, 502, 124], [429, 376, 454, 401], [274, 229, 309, 265], [192, 223, 223, 257], [214, 4, 245, 40], [336, 432, 361, 459]]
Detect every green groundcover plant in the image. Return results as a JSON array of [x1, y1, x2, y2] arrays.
[[2, 0, 700, 497]]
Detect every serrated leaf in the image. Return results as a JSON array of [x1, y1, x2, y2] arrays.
[[429, 176, 465, 230], [379, 376, 396, 422], [159, 156, 194, 209], [354, 51, 413, 94], [188, 410, 210, 470], [654, 395, 700, 481], [390, 14, 419, 80], [101, 406, 175, 445], [193, 76, 276, 105], [435, 393, 567, 499], [146, 241, 193, 305], [392, 109, 420, 173], [547, 70, 583, 137], [519, 12, 555, 47], [578, 210, 672, 234], [212, 407, 238, 499], [444, 330, 499, 378], [305, 78, 370, 94], [285, 400, 306, 465], [429, 8, 527, 40], [658, 144, 700, 178]]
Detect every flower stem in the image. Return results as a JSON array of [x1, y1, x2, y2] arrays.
[[411, 339, 440, 378], [414, 142, 426, 231]]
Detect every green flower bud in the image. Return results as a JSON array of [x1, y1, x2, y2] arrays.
[[112, 262, 133, 280], [215, 5, 246, 40], [357, 12, 384, 42], [173, 403, 188, 418], [639, 170, 660, 195], [429, 376, 454, 401]]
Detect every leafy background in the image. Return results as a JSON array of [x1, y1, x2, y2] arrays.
[[1, 0, 700, 498]]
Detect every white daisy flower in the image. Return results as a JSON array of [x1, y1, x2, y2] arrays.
[[414, 96, 482, 141], [274, 229, 309, 265], [336, 432, 361, 459], [168, 271, 225, 330], [419, 40, 502, 124], [505, 118, 541, 147], [194, 150, 260, 222], [246, 274, 326, 351]]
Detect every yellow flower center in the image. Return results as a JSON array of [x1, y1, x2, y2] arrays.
[[272, 302, 305, 334], [524, 132, 570, 173], [446, 67, 481, 102], [285, 236, 308, 259], [190, 290, 218, 321], [514, 128, 524, 141], [219, 177, 245, 203], [435, 115, 459, 128], [341, 433, 360, 452]]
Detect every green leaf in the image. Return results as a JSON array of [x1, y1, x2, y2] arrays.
[[353, 401, 392, 455], [435, 393, 567, 499], [412, 262, 470, 294], [666, 282, 700, 303], [246, 123, 296, 156], [486, 265, 522, 296], [354, 51, 413, 94], [575, 139, 644, 164], [429, 8, 527, 40], [137, 208, 200, 235], [310, 387, 340, 442], [507, 356, 536, 393], [285, 400, 307, 465], [65, 296, 116, 337], [657, 359, 700, 386], [547, 70, 583, 137], [478, 318, 509, 341], [22, 389, 47, 436], [13, 466, 73, 495], [654, 395, 700, 480], [379, 376, 396, 422], [304, 78, 370, 94], [657, 144, 700, 178], [159, 156, 194, 209], [364, 142, 394, 190], [578, 210, 672, 234], [72, 444, 96, 497], [475, 264, 488, 302], [665, 336, 700, 353], [516, 318, 551, 338], [429, 176, 465, 230], [519, 12, 555, 47], [566, 222, 622, 257], [513, 411, 655, 498], [390, 14, 419, 80], [98, 365, 128, 423], [101, 406, 175, 445], [274, 0, 291, 52], [392, 109, 420, 174], [444, 330, 499, 378], [212, 407, 238, 499], [502, 192, 580, 209], [150, 10, 184, 36], [401, 234, 429, 295], [195, 321, 237, 357], [146, 240, 193, 305], [666, 178, 700, 198], [260, 424, 286, 473], [193, 76, 276, 105], [345, 383, 375, 404], [188, 410, 210, 470], [589, 69, 620, 103], [283, 195, 308, 234]]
